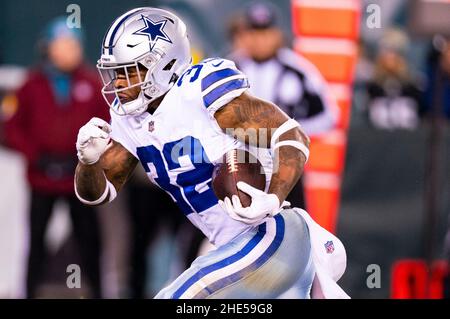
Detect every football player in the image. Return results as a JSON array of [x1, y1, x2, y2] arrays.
[[75, 7, 348, 298]]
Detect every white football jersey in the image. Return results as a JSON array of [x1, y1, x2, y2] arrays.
[[110, 58, 272, 246]]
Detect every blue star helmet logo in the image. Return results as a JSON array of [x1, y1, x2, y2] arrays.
[[133, 15, 172, 51]]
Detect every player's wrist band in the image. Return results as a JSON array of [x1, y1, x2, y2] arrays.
[[272, 140, 309, 162], [74, 175, 117, 205], [270, 118, 309, 163]]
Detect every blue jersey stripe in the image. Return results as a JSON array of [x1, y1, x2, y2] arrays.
[[203, 78, 249, 108], [192, 215, 285, 298], [172, 222, 267, 298], [201, 68, 241, 92]]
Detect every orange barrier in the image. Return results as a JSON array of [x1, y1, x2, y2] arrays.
[[328, 83, 352, 130], [292, 0, 360, 39], [303, 172, 342, 233], [300, 52, 356, 83], [291, 0, 361, 233], [306, 131, 347, 174], [294, 38, 358, 86], [336, 98, 351, 130], [304, 131, 347, 233]]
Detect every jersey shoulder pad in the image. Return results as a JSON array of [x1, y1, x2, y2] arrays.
[[176, 58, 250, 115]]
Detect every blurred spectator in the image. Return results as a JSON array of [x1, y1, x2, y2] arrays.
[[0, 66, 27, 118], [3, 17, 109, 298], [423, 36, 450, 121], [227, 1, 336, 209], [425, 36, 450, 299], [367, 28, 423, 130], [0, 65, 27, 144], [351, 41, 375, 127]]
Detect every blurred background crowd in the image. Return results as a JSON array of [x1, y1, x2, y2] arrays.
[[0, 0, 449, 299]]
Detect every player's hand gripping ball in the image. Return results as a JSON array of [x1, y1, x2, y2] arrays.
[[213, 149, 281, 225]]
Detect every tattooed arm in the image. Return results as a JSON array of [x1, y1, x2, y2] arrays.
[[75, 140, 138, 205], [214, 92, 310, 205]]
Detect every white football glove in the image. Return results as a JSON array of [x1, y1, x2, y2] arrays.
[[76, 117, 111, 165], [219, 181, 284, 225]]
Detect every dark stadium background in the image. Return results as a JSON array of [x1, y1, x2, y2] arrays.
[[0, 0, 449, 299]]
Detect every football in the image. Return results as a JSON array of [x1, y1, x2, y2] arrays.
[[212, 149, 266, 207]]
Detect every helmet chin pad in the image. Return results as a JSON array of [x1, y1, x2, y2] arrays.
[[119, 90, 150, 116]]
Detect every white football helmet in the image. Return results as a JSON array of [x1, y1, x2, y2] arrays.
[[97, 7, 192, 116]]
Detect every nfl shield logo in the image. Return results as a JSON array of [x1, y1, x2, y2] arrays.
[[148, 121, 155, 132], [324, 241, 335, 254]]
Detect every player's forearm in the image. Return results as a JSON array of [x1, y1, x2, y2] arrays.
[[215, 92, 310, 203], [268, 129, 308, 204], [74, 162, 108, 203]]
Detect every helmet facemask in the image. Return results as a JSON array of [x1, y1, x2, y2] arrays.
[[97, 49, 176, 116]]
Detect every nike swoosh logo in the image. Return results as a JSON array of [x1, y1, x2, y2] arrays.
[[127, 42, 142, 48], [212, 61, 224, 67]]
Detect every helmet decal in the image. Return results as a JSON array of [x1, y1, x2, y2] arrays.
[[133, 15, 172, 51]]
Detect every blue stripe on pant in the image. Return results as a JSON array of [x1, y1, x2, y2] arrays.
[[154, 209, 314, 299]]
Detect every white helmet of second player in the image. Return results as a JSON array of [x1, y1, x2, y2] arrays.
[[97, 7, 192, 116]]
